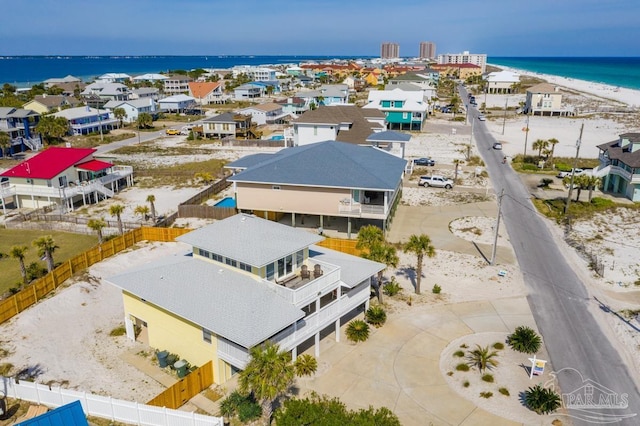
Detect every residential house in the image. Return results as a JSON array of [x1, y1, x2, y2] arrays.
[[0, 107, 42, 156], [363, 88, 429, 131], [524, 83, 573, 116], [238, 103, 287, 125], [96, 73, 132, 84], [158, 94, 196, 113], [104, 99, 157, 123], [363, 70, 384, 87], [43, 75, 82, 89], [201, 112, 259, 139], [366, 130, 412, 159], [107, 213, 383, 384], [48, 81, 87, 97], [132, 73, 169, 83], [596, 133, 640, 201], [387, 71, 438, 89], [485, 71, 520, 94], [274, 97, 308, 116], [227, 141, 406, 234], [23, 94, 82, 114], [232, 66, 277, 81], [295, 84, 349, 108], [81, 82, 130, 102], [164, 74, 193, 94], [234, 83, 262, 100], [52, 106, 118, 135], [188, 81, 226, 105], [342, 76, 365, 91], [0, 147, 133, 212], [130, 87, 160, 102]]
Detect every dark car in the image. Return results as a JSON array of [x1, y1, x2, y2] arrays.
[[414, 157, 436, 166]]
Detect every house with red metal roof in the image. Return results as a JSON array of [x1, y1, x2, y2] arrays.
[[0, 146, 133, 213], [188, 81, 226, 105]]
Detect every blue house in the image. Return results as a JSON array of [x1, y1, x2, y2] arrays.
[[0, 107, 42, 157], [596, 133, 640, 201]]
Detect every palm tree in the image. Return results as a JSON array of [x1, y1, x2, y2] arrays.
[[346, 319, 370, 343], [532, 139, 549, 159], [524, 384, 561, 415], [362, 243, 398, 303], [136, 112, 153, 129], [507, 326, 542, 354], [355, 224, 384, 251], [404, 234, 436, 294], [134, 205, 150, 222], [35, 115, 69, 145], [113, 107, 127, 128], [109, 204, 125, 235], [466, 344, 499, 373], [547, 138, 559, 164], [87, 218, 107, 244], [584, 175, 602, 202], [146, 194, 157, 222], [293, 354, 318, 377], [238, 341, 295, 425], [0, 132, 10, 158], [32, 235, 58, 272], [453, 159, 462, 181], [9, 245, 28, 285]]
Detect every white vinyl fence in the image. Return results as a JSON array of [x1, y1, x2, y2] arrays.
[[1, 377, 223, 426]]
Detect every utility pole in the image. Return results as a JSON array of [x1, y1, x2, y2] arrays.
[[491, 189, 504, 265], [523, 113, 530, 157], [564, 123, 584, 215], [502, 97, 508, 135]]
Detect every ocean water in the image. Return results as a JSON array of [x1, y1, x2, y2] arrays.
[[489, 57, 640, 91], [0, 55, 366, 87]]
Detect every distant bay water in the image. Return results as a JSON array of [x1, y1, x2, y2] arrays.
[[0, 55, 368, 87], [489, 57, 640, 91]]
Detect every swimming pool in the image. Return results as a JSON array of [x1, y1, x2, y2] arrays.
[[270, 134, 284, 141], [214, 197, 236, 208]]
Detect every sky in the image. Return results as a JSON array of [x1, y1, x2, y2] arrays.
[[2, 0, 639, 57]]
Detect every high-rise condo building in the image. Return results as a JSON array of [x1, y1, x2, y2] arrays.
[[419, 42, 436, 59], [380, 42, 400, 59], [436, 51, 487, 72]]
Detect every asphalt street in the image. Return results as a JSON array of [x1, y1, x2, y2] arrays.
[[461, 86, 639, 424]]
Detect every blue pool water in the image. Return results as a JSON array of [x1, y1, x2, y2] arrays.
[[214, 197, 236, 208], [270, 135, 284, 141]]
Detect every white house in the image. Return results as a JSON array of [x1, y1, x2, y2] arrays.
[[52, 107, 119, 136], [104, 99, 157, 123], [485, 71, 520, 94], [158, 94, 196, 112], [96, 73, 132, 84], [238, 103, 288, 125], [81, 82, 130, 101]]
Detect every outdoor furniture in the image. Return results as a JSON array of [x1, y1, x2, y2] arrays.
[[313, 264, 323, 278], [300, 265, 310, 279]]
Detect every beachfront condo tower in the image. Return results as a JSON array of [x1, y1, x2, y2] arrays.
[[419, 42, 436, 59], [437, 51, 487, 73], [381, 42, 400, 59]]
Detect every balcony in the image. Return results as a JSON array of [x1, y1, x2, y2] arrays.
[[265, 259, 340, 307]]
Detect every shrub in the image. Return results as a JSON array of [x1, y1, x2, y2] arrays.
[[219, 390, 262, 422], [499, 387, 510, 396], [26, 262, 47, 282], [447, 371, 454, 376], [460, 343, 468, 349], [539, 178, 553, 188], [455, 363, 470, 372], [346, 320, 370, 343], [432, 284, 442, 294], [237, 398, 262, 422], [383, 278, 402, 296], [524, 384, 561, 415], [492, 342, 504, 350], [480, 391, 493, 399], [453, 350, 465, 358], [466, 345, 499, 373], [507, 326, 542, 354], [0, 363, 14, 376], [591, 197, 614, 208], [522, 163, 539, 171], [481, 374, 494, 383], [463, 380, 470, 388], [365, 305, 387, 327], [294, 354, 318, 377], [555, 162, 572, 172], [109, 326, 126, 337]]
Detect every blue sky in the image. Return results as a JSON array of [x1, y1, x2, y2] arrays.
[[2, 0, 638, 56]]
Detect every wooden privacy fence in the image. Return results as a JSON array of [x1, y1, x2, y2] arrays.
[[0, 227, 191, 325], [316, 237, 362, 256], [178, 205, 236, 220], [147, 361, 214, 410]]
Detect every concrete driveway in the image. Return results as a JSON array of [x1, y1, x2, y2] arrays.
[[297, 297, 536, 425]]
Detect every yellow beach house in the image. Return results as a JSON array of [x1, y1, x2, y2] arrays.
[[107, 214, 384, 384]]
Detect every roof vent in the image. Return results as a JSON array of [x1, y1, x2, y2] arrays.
[[218, 269, 224, 274]]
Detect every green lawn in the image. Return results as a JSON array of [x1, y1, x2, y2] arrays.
[[0, 229, 98, 294]]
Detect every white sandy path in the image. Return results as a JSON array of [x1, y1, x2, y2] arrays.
[[0, 242, 191, 402]]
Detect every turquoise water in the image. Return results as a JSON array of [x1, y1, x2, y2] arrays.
[[489, 57, 640, 90], [270, 135, 284, 141], [214, 197, 236, 208]]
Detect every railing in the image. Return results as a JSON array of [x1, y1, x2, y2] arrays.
[[360, 204, 385, 216], [608, 165, 633, 182], [217, 337, 250, 368], [1, 376, 223, 426], [338, 200, 360, 214], [264, 260, 341, 306]]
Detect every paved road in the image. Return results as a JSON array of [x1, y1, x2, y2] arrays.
[[460, 86, 640, 424]]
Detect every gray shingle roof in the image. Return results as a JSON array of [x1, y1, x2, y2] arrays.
[[225, 153, 276, 170], [366, 130, 412, 143], [107, 251, 304, 348], [228, 141, 406, 191], [203, 112, 236, 123], [177, 214, 324, 268], [597, 133, 640, 167], [294, 105, 385, 144]]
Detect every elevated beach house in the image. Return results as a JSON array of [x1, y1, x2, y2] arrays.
[[107, 214, 383, 384], [0, 147, 133, 213], [524, 83, 573, 116], [52, 107, 118, 136], [226, 140, 406, 236], [0, 107, 42, 156], [596, 133, 640, 201], [363, 88, 429, 131]]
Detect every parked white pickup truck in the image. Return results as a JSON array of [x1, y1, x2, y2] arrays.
[[556, 168, 591, 178], [419, 175, 454, 189]]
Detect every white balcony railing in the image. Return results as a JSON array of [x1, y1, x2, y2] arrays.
[[217, 337, 250, 368], [265, 260, 340, 307], [609, 165, 633, 182]]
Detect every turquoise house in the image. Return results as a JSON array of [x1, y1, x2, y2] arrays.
[[597, 133, 640, 202], [363, 88, 428, 131]]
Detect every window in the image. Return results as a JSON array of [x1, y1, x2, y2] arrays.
[[239, 262, 252, 272], [212, 253, 223, 262], [403, 112, 408, 119], [266, 263, 275, 280], [225, 258, 237, 267], [200, 249, 210, 258], [296, 250, 303, 267], [272, 185, 281, 190], [202, 328, 212, 344]]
